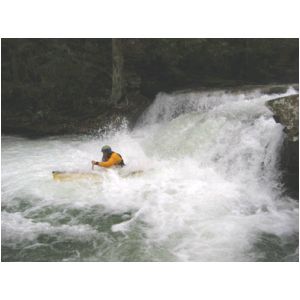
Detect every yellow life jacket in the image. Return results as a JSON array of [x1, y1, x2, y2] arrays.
[[99, 152, 125, 168]]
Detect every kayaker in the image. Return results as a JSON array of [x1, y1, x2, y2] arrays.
[[92, 145, 125, 169]]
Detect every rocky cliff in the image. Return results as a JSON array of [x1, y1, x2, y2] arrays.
[[267, 94, 299, 199]]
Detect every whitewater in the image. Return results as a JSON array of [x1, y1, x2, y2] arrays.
[[1, 86, 299, 261]]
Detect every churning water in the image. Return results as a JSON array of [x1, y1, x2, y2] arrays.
[[1, 87, 299, 261]]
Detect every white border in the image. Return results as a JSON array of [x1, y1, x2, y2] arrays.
[[0, 263, 299, 300], [1, 1, 299, 300], [0, 0, 300, 37]]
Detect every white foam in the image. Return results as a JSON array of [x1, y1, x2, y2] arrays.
[[1, 86, 299, 261], [1, 211, 98, 245]]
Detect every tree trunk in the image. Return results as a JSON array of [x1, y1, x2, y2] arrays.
[[111, 38, 124, 104]]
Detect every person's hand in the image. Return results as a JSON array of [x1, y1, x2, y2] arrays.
[[92, 160, 96, 165]]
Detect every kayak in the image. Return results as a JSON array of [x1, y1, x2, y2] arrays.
[[52, 170, 144, 182], [52, 171, 101, 181]]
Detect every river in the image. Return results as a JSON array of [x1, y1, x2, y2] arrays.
[[1, 86, 299, 261]]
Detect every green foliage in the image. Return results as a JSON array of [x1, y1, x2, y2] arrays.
[[2, 39, 112, 115], [127, 38, 298, 96], [1, 38, 298, 134]]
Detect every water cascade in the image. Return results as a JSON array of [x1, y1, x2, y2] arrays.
[[1, 86, 298, 261]]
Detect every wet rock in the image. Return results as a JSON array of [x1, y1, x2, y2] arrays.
[[2, 93, 151, 138], [267, 94, 299, 199], [267, 95, 299, 142]]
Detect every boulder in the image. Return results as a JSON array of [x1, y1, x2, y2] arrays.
[[267, 95, 299, 142], [267, 94, 299, 199]]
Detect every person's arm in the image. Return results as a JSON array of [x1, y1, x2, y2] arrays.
[[99, 153, 121, 168]]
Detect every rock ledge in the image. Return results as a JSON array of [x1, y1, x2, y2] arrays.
[[267, 94, 299, 199]]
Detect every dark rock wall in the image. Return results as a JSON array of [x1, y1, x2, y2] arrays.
[[267, 95, 299, 199]]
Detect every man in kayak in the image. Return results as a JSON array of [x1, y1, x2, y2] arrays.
[[92, 145, 125, 169]]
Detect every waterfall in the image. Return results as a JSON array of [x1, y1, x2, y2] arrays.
[[1, 86, 298, 261]]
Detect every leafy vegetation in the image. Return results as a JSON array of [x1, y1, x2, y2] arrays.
[[1, 38, 298, 135]]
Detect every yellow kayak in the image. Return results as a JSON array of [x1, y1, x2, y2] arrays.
[[52, 170, 144, 182], [52, 171, 102, 182]]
